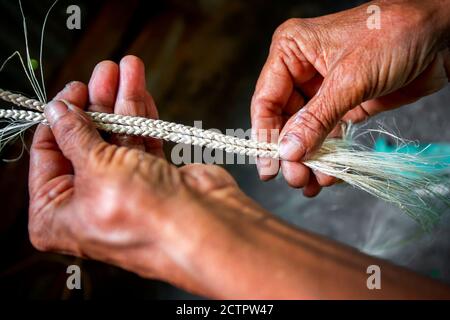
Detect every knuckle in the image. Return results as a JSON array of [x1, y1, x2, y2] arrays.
[[297, 108, 331, 137], [181, 164, 236, 193], [88, 142, 115, 166], [272, 18, 314, 49], [91, 205, 123, 232], [251, 94, 284, 116], [118, 94, 148, 117], [273, 18, 301, 39], [28, 221, 50, 252], [29, 236, 48, 252], [113, 135, 144, 148], [121, 93, 146, 106], [201, 164, 235, 183], [126, 146, 147, 162], [78, 192, 125, 241]]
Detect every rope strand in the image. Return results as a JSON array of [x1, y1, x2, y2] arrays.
[[1, 88, 449, 229], [0, 88, 279, 158]]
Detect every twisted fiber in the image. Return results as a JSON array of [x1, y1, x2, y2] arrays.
[[0, 88, 278, 154], [0, 105, 279, 159], [97, 123, 278, 158], [0, 89, 45, 112], [92, 112, 277, 151], [0, 108, 45, 122]]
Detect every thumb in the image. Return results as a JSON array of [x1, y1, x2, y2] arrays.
[[278, 73, 362, 161], [44, 99, 104, 169]]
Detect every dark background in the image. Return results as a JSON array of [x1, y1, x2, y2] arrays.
[[0, 0, 449, 299]]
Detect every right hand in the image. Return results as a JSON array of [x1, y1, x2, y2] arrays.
[[251, 0, 450, 197], [28, 56, 450, 299]]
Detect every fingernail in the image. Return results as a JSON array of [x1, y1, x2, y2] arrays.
[[44, 100, 69, 124], [279, 134, 302, 160]]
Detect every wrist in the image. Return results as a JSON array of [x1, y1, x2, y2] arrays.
[[400, 0, 450, 44], [153, 188, 272, 297], [154, 187, 328, 299]]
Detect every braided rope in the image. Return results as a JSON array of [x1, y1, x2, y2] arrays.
[[0, 89, 279, 158]]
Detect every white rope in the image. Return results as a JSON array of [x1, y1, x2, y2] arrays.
[[0, 89, 279, 158]]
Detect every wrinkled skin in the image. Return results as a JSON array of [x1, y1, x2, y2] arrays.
[[251, 0, 450, 196], [28, 0, 450, 299]]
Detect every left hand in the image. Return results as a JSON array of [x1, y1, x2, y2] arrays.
[[28, 56, 242, 291]]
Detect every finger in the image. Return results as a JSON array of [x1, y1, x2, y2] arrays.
[[114, 55, 164, 157], [303, 173, 322, 198], [44, 100, 104, 170], [280, 91, 307, 186], [290, 74, 327, 195], [314, 171, 338, 187], [29, 82, 88, 198], [279, 68, 363, 162], [281, 161, 310, 188], [112, 56, 145, 151], [54, 81, 89, 108], [88, 60, 119, 113], [251, 40, 316, 180], [251, 50, 292, 180], [296, 74, 337, 188]]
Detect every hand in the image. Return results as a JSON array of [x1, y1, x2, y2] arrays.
[[251, 0, 450, 197], [28, 56, 240, 291]]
